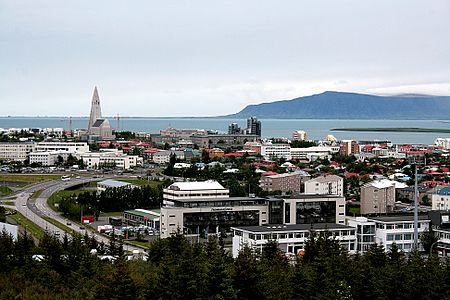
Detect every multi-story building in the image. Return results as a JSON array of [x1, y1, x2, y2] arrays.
[[228, 123, 241, 135], [346, 215, 430, 253], [304, 174, 344, 197], [231, 223, 356, 258], [123, 209, 160, 230], [247, 117, 261, 137], [160, 180, 270, 238], [290, 146, 340, 161], [432, 187, 450, 210], [434, 138, 450, 149], [191, 134, 259, 149], [151, 150, 185, 165], [268, 195, 346, 225], [28, 150, 72, 166], [243, 141, 262, 154], [360, 180, 396, 214], [259, 170, 311, 194], [35, 142, 89, 154], [0, 142, 35, 161], [292, 130, 307, 141], [340, 140, 360, 156], [261, 142, 291, 160], [81, 149, 142, 170]]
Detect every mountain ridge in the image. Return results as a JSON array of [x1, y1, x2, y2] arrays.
[[227, 91, 450, 119]]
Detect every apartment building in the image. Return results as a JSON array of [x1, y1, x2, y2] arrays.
[[35, 142, 89, 154], [259, 170, 311, 194], [290, 146, 339, 161], [432, 187, 450, 210], [304, 174, 344, 197], [340, 140, 360, 156], [360, 180, 396, 214]]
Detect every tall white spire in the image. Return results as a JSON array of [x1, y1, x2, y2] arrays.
[[88, 86, 102, 133]]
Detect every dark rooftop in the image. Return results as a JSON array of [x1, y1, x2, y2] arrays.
[[231, 223, 353, 233], [369, 215, 430, 222]]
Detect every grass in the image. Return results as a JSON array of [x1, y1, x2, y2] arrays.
[[2, 201, 15, 206], [116, 178, 162, 187], [348, 207, 361, 215], [42, 216, 75, 234], [30, 189, 44, 199], [0, 174, 61, 183], [0, 186, 13, 197], [48, 189, 85, 211], [124, 240, 150, 249], [9, 211, 46, 240]]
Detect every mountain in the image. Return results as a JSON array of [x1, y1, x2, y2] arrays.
[[229, 91, 450, 119]]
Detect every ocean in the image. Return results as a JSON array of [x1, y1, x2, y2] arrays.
[[1, 117, 450, 145]]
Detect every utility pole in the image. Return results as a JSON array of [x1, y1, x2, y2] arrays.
[[414, 163, 419, 250]]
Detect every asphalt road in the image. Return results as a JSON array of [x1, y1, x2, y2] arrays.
[[1, 177, 143, 252]]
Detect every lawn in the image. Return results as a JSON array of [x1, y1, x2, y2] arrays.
[[30, 189, 44, 199], [124, 240, 150, 249], [0, 174, 61, 183], [48, 189, 85, 211], [8, 211, 46, 240], [116, 178, 162, 188], [0, 186, 13, 197], [348, 206, 361, 215]]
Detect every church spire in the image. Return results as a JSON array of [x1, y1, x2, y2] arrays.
[[88, 86, 102, 133]]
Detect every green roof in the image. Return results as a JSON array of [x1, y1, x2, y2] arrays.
[[123, 209, 160, 220]]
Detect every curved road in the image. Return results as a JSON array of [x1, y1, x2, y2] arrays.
[[1, 177, 143, 252]]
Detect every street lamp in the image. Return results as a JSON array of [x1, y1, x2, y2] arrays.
[[430, 241, 439, 257]]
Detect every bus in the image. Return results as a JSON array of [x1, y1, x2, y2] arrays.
[[61, 175, 71, 181], [109, 217, 122, 226]]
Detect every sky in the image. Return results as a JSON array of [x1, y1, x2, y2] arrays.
[[1, 0, 449, 117]]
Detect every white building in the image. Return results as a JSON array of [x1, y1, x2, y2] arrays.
[[28, 150, 72, 166], [231, 223, 356, 258], [97, 179, 133, 192], [0, 142, 36, 161], [291, 146, 340, 161], [292, 130, 307, 141], [434, 138, 450, 149], [35, 142, 89, 154], [152, 150, 185, 165], [360, 180, 396, 215], [304, 174, 344, 197], [261, 142, 291, 160], [81, 149, 142, 170], [432, 187, 450, 210], [346, 215, 430, 253], [160, 181, 269, 238]]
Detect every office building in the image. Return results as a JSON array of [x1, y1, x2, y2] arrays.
[[0, 142, 35, 161], [160, 181, 269, 238], [231, 223, 356, 258], [81, 149, 142, 170], [228, 123, 241, 134], [292, 130, 307, 141], [261, 142, 291, 160]]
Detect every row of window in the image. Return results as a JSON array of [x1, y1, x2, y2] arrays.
[[239, 230, 356, 241], [376, 222, 424, 230], [386, 233, 413, 241]]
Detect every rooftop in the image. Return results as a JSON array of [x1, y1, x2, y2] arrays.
[[166, 180, 227, 191], [97, 179, 131, 188], [307, 174, 343, 183], [369, 215, 430, 222], [231, 223, 354, 233]]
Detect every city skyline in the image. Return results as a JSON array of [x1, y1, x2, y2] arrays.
[[1, 0, 449, 117]]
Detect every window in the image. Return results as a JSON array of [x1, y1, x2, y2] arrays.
[[395, 234, 402, 241], [387, 234, 394, 241]]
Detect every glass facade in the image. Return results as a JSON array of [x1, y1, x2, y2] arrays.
[[183, 210, 259, 235], [295, 201, 336, 224], [269, 200, 283, 224]]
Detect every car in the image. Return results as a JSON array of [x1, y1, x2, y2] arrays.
[[79, 226, 85, 230], [75, 176, 81, 179], [66, 222, 72, 226]]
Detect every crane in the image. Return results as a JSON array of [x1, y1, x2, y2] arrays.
[[113, 114, 129, 132]]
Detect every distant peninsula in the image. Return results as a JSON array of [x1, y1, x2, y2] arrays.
[[332, 127, 450, 133], [227, 91, 450, 119]]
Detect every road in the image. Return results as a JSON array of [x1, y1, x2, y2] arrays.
[[1, 177, 143, 252]]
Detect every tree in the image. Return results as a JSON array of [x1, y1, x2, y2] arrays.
[[420, 225, 438, 254]]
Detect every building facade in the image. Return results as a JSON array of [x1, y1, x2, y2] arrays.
[[360, 180, 396, 214], [0, 142, 35, 161], [304, 174, 344, 197], [261, 143, 291, 160], [259, 170, 311, 194]]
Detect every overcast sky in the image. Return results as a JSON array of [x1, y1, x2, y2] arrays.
[[1, 0, 449, 117]]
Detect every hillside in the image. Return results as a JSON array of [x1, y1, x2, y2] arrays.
[[229, 91, 450, 119]]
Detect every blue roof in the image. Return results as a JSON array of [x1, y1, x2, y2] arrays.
[[436, 187, 450, 196]]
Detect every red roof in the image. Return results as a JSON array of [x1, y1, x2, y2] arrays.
[[262, 171, 278, 176], [345, 172, 358, 178], [122, 147, 131, 151], [143, 148, 159, 153], [442, 167, 449, 172], [224, 152, 243, 157]]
